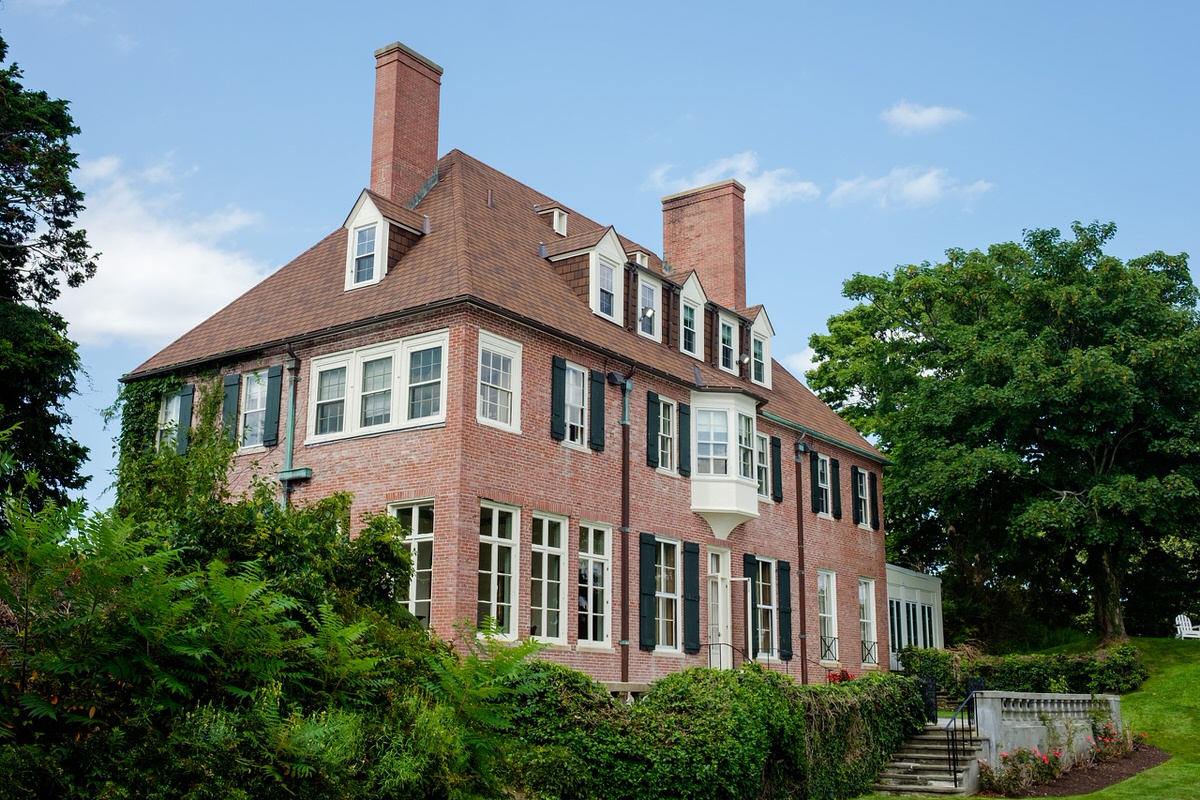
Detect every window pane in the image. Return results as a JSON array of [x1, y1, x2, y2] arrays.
[[316, 367, 347, 435]]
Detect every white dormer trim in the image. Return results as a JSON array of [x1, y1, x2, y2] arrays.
[[750, 308, 775, 389], [637, 273, 662, 342], [630, 250, 649, 268], [589, 229, 628, 325], [717, 311, 738, 375], [679, 273, 707, 361], [343, 193, 387, 291]]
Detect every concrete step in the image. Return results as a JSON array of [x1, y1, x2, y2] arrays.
[[872, 782, 968, 796]]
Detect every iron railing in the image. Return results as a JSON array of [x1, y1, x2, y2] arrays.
[[944, 691, 979, 789], [819, 635, 838, 661], [861, 639, 878, 664]]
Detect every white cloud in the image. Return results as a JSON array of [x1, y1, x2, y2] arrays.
[[645, 152, 819, 215], [782, 347, 820, 385], [828, 167, 993, 210], [880, 101, 970, 134], [53, 156, 272, 347]]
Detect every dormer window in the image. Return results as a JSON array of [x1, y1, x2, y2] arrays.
[[638, 276, 661, 341], [597, 257, 617, 319], [679, 274, 706, 361], [749, 309, 774, 388], [752, 336, 767, 384], [354, 224, 377, 284], [719, 318, 736, 373], [682, 304, 698, 355]]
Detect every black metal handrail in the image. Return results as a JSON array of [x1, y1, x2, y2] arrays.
[[944, 691, 979, 789], [703, 641, 792, 675], [861, 639, 878, 664], [819, 635, 838, 661]]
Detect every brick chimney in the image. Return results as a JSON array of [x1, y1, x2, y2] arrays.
[[371, 42, 443, 205], [661, 180, 746, 310]]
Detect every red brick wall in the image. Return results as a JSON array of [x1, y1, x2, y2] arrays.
[[371, 43, 442, 206], [662, 181, 747, 311], [210, 305, 888, 685]]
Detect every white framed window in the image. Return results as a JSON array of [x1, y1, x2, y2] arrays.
[[696, 409, 729, 475], [565, 362, 587, 447], [477, 503, 518, 637], [239, 369, 269, 447], [353, 224, 377, 284], [719, 319, 735, 373], [752, 335, 767, 385], [530, 513, 567, 642], [859, 578, 877, 665], [755, 558, 777, 659], [577, 523, 611, 645], [638, 277, 661, 341], [156, 388, 184, 451], [737, 413, 755, 480], [681, 303, 699, 356], [654, 538, 681, 650], [307, 331, 448, 442], [596, 257, 618, 320], [756, 434, 770, 497], [818, 570, 838, 662], [658, 398, 676, 472], [392, 500, 435, 626], [854, 468, 870, 528], [477, 331, 522, 433], [816, 453, 831, 516]]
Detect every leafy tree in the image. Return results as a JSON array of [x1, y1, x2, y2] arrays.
[[809, 222, 1200, 645], [0, 34, 96, 507]]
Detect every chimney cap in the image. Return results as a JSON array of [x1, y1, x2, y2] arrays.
[[374, 41, 444, 75], [660, 178, 745, 205]]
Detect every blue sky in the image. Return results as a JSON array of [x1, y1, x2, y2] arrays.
[[6, 1, 1199, 509]]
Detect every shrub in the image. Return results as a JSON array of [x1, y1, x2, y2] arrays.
[[978, 746, 1065, 795], [899, 644, 1149, 696]]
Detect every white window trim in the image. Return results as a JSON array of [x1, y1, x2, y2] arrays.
[[563, 360, 588, 450], [345, 217, 386, 290], [859, 577, 878, 665], [695, 408, 730, 476], [478, 502, 520, 639], [530, 512, 569, 644], [306, 330, 449, 444], [590, 253, 624, 324], [754, 557, 778, 660], [637, 275, 662, 342], [238, 369, 269, 449], [654, 536, 682, 652], [751, 333, 771, 388], [577, 521, 612, 647], [477, 330, 522, 434], [156, 389, 184, 452], [681, 301, 701, 358], [855, 469, 871, 530], [390, 499, 435, 626], [657, 397, 677, 474], [755, 434, 770, 498], [818, 570, 839, 663], [737, 413, 756, 481], [816, 453, 832, 518], [718, 315, 737, 375]]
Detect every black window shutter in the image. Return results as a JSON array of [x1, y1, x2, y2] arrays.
[[778, 560, 793, 660], [588, 370, 605, 451], [176, 384, 195, 455], [809, 450, 820, 513], [222, 373, 240, 444], [639, 533, 657, 650], [850, 465, 863, 524], [770, 436, 784, 502], [682, 541, 700, 654], [262, 365, 283, 447], [831, 458, 842, 519], [869, 471, 881, 530], [744, 552, 758, 658], [678, 402, 691, 477], [550, 356, 566, 441], [646, 391, 660, 468]]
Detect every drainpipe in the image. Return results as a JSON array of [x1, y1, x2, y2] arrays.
[[794, 440, 810, 684], [609, 371, 633, 683], [277, 351, 312, 507]]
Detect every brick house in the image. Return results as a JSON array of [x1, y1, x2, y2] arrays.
[[125, 41, 890, 685]]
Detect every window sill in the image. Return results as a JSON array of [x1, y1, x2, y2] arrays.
[[651, 648, 687, 658], [561, 439, 590, 453], [477, 416, 521, 435], [305, 420, 446, 447], [575, 643, 613, 652], [655, 466, 678, 478], [237, 444, 268, 455]]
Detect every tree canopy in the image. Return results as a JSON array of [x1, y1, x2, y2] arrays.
[[0, 34, 95, 506], [808, 222, 1200, 646]]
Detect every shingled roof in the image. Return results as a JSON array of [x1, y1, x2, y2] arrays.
[[129, 148, 881, 462]]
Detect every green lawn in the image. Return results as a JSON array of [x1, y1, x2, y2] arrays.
[[868, 637, 1200, 798]]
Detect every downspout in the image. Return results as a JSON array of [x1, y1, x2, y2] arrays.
[[615, 374, 633, 683], [794, 440, 810, 684], [277, 351, 312, 507]]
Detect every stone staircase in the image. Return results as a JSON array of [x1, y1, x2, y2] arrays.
[[872, 721, 986, 796]]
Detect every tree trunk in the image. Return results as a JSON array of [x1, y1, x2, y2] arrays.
[[1089, 544, 1128, 644]]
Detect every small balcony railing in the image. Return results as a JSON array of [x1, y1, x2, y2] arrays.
[[861, 639, 878, 665], [819, 635, 838, 661]]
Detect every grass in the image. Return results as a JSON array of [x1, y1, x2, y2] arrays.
[[867, 637, 1200, 798]]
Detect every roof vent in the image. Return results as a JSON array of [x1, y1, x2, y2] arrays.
[[539, 241, 547, 258]]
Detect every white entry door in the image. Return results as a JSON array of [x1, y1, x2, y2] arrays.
[[707, 549, 732, 668]]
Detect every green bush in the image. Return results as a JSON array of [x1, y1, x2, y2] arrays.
[[899, 644, 1149, 696]]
